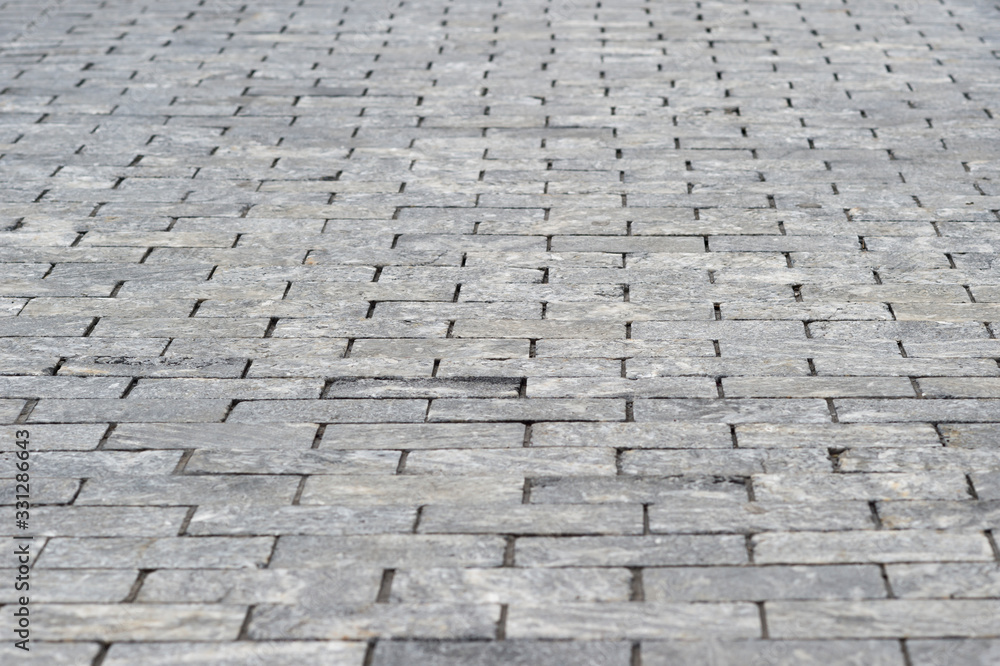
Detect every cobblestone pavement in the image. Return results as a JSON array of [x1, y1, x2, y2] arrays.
[[0, 0, 999, 663]]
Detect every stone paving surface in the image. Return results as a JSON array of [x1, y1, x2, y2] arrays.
[[1, 0, 999, 663]]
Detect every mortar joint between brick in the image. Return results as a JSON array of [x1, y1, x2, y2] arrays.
[[376, 569, 395, 603], [899, 640, 914, 666], [236, 605, 255, 641], [631, 643, 642, 666], [89, 643, 110, 666], [757, 602, 769, 639]]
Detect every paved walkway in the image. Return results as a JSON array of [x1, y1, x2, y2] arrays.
[[1, 0, 1000, 663]]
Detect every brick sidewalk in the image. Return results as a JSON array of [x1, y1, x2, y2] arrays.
[[1, 0, 999, 663]]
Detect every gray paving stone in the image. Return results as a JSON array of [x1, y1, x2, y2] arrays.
[[623, 449, 831, 476], [454, 319, 623, 339], [104, 642, 367, 666], [59, 355, 250, 378], [648, 498, 872, 533], [427, 398, 624, 422], [135, 562, 380, 604], [634, 399, 832, 423], [0, 354, 60, 376], [0, 376, 129, 398], [723, 377, 916, 398], [0, 642, 101, 665], [301, 475, 524, 507], [185, 448, 400, 475], [0, 569, 137, 603], [528, 376, 717, 398], [878, 501, 1000, 530], [186, 504, 415, 536], [317, 423, 525, 449], [406, 447, 616, 475], [248, 356, 431, 378], [419, 503, 642, 535], [0, 316, 94, 336], [530, 476, 747, 504], [38, 537, 274, 569], [753, 473, 970, 502], [0, 398, 26, 423], [392, 567, 631, 603], [516, 536, 748, 567], [129, 378, 322, 400], [322, 378, 520, 398], [839, 449, 1000, 473], [28, 398, 230, 423], [227, 399, 429, 423], [627, 357, 810, 378], [0, 478, 80, 505], [887, 562, 1000, 599], [535, 339, 718, 359], [7, 450, 181, 477], [436, 358, 619, 378], [532, 422, 733, 448], [75, 475, 299, 506], [90, 317, 269, 338], [813, 357, 1000, 377], [641, 639, 904, 666], [735, 423, 941, 448], [752, 531, 994, 564], [0, 423, 107, 450], [970, 471, 1000, 500], [767, 600, 1000, 639], [836, 399, 1000, 423], [270, 535, 506, 569], [941, 424, 1000, 449], [0, 506, 186, 537], [908, 640, 1000, 666], [350, 338, 527, 359], [0, 337, 168, 357], [372, 641, 631, 666], [33, 604, 247, 641], [507, 602, 760, 640], [644, 565, 886, 602], [249, 602, 498, 640], [106, 422, 319, 450]]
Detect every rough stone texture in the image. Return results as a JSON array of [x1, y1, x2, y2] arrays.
[[1, 0, 999, 660]]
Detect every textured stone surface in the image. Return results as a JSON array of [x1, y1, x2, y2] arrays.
[[642, 640, 904, 666], [644, 565, 886, 602], [767, 600, 1000, 638], [372, 641, 631, 666], [103, 642, 368, 666], [2, 0, 999, 658], [507, 602, 760, 639]]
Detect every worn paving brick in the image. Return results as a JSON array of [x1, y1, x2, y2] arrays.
[[248, 602, 499, 640], [38, 537, 275, 569], [103, 642, 368, 666], [649, 498, 873, 534], [641, 640, 904, 666], [752, 531, 995, 564], [372, 641, 632, 666], [644, 565, 886, 602], [0, 642, 101, 665], [419, 503, 642, 535], [391, 568, 631, 603], [136, 566, 381, 605], [506, 602, 760, 639], [32, 604, 247, 641], [767, 600, 1000, 639]]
